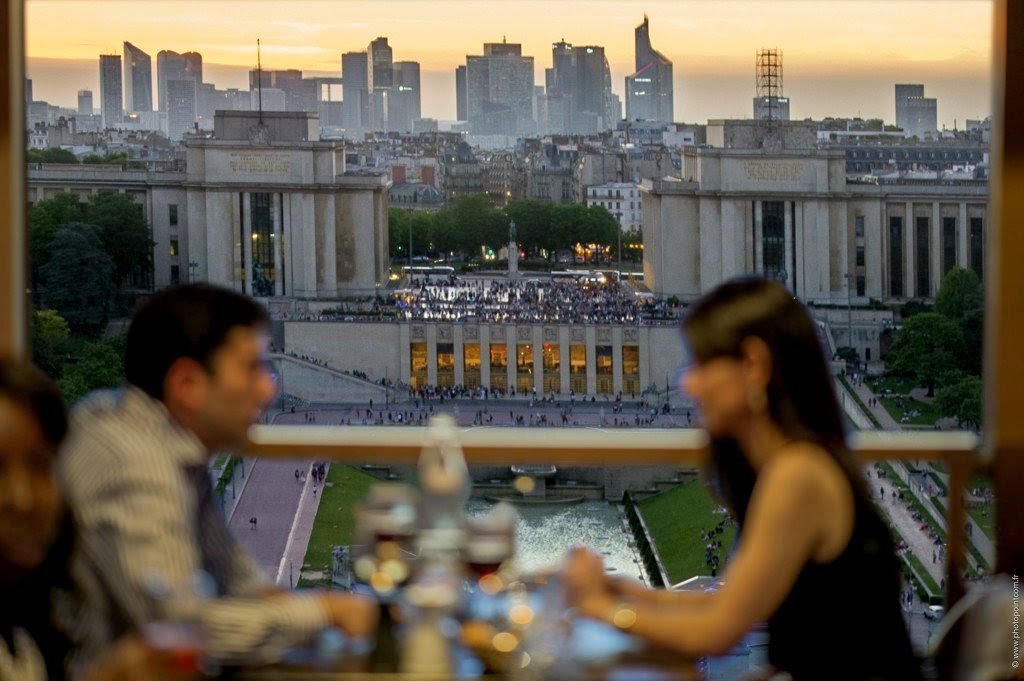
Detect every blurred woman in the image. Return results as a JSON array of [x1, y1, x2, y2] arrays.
[[0, 358, 194, 681], [564, 278, 923, 680]]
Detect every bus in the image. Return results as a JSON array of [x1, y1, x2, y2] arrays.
[[550, 269, 589, 283], [401, 265, 456, 280]]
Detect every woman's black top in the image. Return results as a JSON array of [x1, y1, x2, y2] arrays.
[[766, 470, 924, 681]]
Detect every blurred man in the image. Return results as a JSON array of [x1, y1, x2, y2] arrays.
[[59, 285, 374, 670]]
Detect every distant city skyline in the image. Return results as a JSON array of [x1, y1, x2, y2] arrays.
[[26, 0, 993, 126]]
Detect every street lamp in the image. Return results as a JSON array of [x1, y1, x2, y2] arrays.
[[407, 210, 413, 267], [844, 272, 854, 363], [617, 229, 622, 274]]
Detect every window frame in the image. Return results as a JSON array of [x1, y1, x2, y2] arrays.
[[2, 0, 1020, 606]]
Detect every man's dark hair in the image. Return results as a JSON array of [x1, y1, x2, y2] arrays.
[[125, 284, 269, 400]]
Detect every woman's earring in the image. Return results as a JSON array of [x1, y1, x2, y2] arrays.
[[748, 388, 768, 414]]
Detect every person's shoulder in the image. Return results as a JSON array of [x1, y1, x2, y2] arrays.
[[61, 388, 170, 472], [760, 442, 838, 498]]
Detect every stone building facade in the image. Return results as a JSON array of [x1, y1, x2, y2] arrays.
[[642, 122, 988, 304]]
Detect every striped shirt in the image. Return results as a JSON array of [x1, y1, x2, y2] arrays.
[[57, 387, 328, 671]]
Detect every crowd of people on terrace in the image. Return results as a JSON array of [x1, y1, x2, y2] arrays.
[[395, 278, 678, 325], [269, 276, 680, 325]]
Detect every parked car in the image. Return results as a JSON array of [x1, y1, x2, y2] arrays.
[[924, 605, 945, 621]]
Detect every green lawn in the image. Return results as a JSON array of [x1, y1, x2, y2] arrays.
[[866, 375, 918, 395], [880, 395, 941, 426], [638, 481, 736, 585], [838, 374, 882, 429], [968, 504, 995, 540], [299, 465, 379, 587]]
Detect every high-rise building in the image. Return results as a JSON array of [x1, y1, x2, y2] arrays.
[[99, 54, 123, 129], [367, 37, 393, 131], [895, 84, 938, 138], [390, 61, 421, 133], [463, 39, 535, 136], [157, 50, 202, 112], [342, 51, 370, 134], [166, 79, 197, 140], [455, 65, 468, 121], [25, 78, 32, 108], [542, 41, 613, 133], [123, 41, 153, 113], [77, 90, 93, 116], [249, 69, 317, 113], [625, 15, 673, 123]]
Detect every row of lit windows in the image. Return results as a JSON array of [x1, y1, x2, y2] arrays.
[[410, 342, 639, 393]]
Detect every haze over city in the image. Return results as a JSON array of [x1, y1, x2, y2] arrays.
[[26, 0, 993, 126]]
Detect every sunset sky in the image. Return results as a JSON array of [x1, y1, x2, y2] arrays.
[[26, 0, 994, 125]]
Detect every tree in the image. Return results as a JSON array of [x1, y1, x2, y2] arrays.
[[29, 193, 86, 297], [935, 375, 983, 430], [27, 147, 78, 164], [58, 338, 124, 405], [428, 211, 459, 260], [935, 267, 984, 374], [83, 191, 154, 293], [887, 312, 967, 397], [38, 223, 115, 335], [388, 207, 410, 259], [451, 194, 503, 253], [30, 309, 71, 379]]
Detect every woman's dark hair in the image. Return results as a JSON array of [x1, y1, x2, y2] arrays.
[[0, 358, 68, 447], [125, 283, 270, 400], [682, 277, 865, 526], [0, 358, 72, 681]]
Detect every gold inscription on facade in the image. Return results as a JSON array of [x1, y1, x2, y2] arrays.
[[228, 152, 292, 175], [743, 161, 804, 183]]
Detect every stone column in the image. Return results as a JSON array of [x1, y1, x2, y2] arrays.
[[836, 201, 849, 302], [585, 326, 597, 396], [904, 201, 915, 298], [282, 194, 294, 296], [506, 327, 517, 395], [931, 201, 942, 296], [533, 326, 544, 397], [480, 325, 491, 389], [322, 195, 338, 298], [754, 200, 763, 274], [272, 193, 283, 297], [242, 192, 253, 295], [784, 200, 795, 292], [958, 202, 969, 268], [399, 323, 412, 386], [612, 327, 624, 395], [426, 324, 438, 386], [559, 327, 570, 397], [454, 325, 465, 386]]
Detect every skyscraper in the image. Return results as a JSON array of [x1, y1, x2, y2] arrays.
[[123, 41, 153, 113], [895, 84, 938, 138], [166, 79, 197, 139], [25, 78, 32, 108], [455, 65, 468, 121], [99, 54, 123, 129], [157, 50, 202, 112], [390, 61, 421, 133], [463, 40, 534, 136], [367, 37, 393, 131], [78, 89, 93, 115], [625, 15, 673, 123], [542, 41, 613, 133], [341, 51, 369, 134], [249, 69, 317, 113]]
